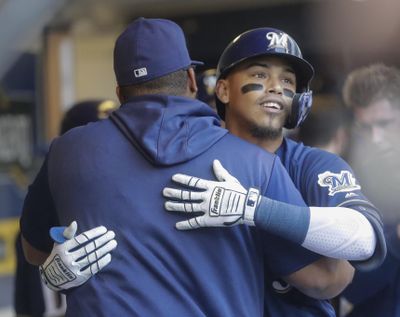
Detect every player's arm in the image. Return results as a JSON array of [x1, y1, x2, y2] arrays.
[[20, 155, 117, 290], [284, 257, 354, 300], [20, 155, 59, 265], [21, 235, 50, 265], [342, 203, 386, 271], [305, 153, 386, 270], [163, 159, 377, 262]]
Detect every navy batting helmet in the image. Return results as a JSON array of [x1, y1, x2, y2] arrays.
[[216, 27, 314, 129]]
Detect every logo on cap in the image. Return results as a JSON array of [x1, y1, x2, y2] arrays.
[[134, 67, 148, 78], [266, 32, 289, 52]]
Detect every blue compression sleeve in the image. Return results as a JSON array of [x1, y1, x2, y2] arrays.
[[254, 196, 310, 245]]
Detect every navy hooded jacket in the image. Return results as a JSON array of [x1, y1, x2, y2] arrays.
[[21, 95, 317, 317]]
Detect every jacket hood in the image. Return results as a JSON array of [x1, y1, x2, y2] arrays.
[[111, 95, 227, 166]]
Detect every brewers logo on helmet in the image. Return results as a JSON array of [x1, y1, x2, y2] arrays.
[[216, 27, 314, 129]]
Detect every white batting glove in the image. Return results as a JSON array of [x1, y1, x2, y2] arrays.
[[163, 159, 260, 230], [39, 221, 117, 291]]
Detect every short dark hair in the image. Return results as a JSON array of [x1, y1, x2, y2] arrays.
[[342, 63, 400, 109], [118, 69, 189, 101]]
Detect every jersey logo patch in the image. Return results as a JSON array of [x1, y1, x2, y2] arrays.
[[318, 170, 361, 196]]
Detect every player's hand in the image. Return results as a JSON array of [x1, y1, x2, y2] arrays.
[[39, 221, 117, 291], [163, 159, 260, 230]]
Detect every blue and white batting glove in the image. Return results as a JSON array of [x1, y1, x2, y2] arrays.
[[39, 221, 117, 291], [163, 159, 260, 230]]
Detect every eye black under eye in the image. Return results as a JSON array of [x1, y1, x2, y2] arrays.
[[282, 78, 295, 84], [241, 84, 264, 94]]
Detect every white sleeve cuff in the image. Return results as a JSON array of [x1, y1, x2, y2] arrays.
[[302, 206, 377, 260]]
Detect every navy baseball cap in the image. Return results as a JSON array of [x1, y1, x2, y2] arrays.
[[114, 17, 203, 86]]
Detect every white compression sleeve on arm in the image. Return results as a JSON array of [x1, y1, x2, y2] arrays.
[[302, 206, 376, 260]]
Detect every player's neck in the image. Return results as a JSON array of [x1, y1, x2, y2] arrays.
[[227, 126, 283, 153], [257, 136, 283, 154]]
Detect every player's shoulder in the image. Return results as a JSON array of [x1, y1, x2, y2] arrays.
[[283, 138, 345, 167], [222, 132, 277, 159], [52, 119, 113, 149], [280, 138, 357, 191], [216, 133, 282, 187], [64, 118, 112, 139]]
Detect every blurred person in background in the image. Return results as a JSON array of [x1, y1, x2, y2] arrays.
[[14, 99, 118, 317], [297, 95, 351, 157], [339, 63, 400, 317], [196, 68, 225, 129], [196, 68, 217, 111]]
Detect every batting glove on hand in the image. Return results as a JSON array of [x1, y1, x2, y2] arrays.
[[163, 159, 260, 230], [39, 221, 117, 291]]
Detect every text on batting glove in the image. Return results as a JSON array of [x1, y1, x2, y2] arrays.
[[39, 221, 117, 291], [163, 159, 260, 230]]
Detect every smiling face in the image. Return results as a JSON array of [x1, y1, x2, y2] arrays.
[[216, 56, 296, 145]]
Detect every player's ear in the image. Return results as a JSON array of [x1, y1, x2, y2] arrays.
[[116, 86, 124, 104], [215, 79, 229, 104], [187, 67, 198, 97]]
